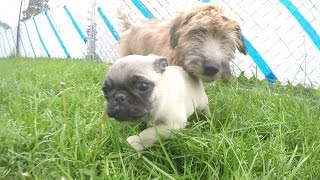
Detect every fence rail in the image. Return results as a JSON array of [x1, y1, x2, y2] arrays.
[[0, 0, 319, 88]]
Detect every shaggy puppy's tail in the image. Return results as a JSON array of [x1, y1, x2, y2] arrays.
[[117, 10, 133, 31]]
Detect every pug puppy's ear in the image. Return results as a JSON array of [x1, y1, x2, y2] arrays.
[[152, 55, 168, 73]]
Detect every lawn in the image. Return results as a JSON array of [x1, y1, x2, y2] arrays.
[[0, 57, 320, 179]]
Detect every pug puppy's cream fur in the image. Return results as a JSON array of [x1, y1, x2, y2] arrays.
[[102, 54, 211, 151]]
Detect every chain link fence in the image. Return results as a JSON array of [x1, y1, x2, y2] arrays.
[[0, 0, 319, 88]]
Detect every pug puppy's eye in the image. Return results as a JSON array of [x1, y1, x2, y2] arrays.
[[102, 80, 112, 100], [102, 86, 108, 93], [103, 93, 109, 100], [102, 86, 107, 96], [136, 81, 149, 91], [102, 91, 109, 100]]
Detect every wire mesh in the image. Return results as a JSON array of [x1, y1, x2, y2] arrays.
[[0, 0, 319, 88]]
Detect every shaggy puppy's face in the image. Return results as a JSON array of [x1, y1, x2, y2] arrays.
[[170, 5, 247, 82], [178, 29, 235, 82]]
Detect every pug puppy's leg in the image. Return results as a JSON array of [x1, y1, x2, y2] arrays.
[[127, 120, 186, 151], [197, 97, 211, 119], [203, 105, 212, 119]]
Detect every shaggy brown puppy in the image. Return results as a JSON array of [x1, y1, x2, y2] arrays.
[[118, 4, 247, 82]]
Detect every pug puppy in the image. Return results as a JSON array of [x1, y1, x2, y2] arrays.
[[102, 54, 211, 151]]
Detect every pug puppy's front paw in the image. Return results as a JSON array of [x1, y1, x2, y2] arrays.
[[127, 135, 145, 152]]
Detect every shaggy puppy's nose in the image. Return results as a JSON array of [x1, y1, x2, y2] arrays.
[[203, 61, 220, 76], [115, 94, 127, 103]]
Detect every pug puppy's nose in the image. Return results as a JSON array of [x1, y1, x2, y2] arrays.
[[115, 94, 127, 104]]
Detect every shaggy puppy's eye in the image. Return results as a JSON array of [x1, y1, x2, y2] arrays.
[[136, 81, 149, 91]]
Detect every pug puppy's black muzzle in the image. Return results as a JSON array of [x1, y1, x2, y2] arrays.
[[106, 92, 149, 121]]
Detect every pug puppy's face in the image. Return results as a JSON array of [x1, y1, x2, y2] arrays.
[[102, 55, 167, 121], [102, 75, 154, 121]]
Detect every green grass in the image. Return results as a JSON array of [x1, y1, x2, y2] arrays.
[[0, 57, 320, 179]]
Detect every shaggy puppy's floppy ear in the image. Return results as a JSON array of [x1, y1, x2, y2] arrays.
[[170, 12, 196, 49], [235, 25, 247, 55], [151, 55, 168, 73], [169, 20, 181, 49]]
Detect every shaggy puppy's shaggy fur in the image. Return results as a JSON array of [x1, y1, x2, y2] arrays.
[[117, 4, 247, 82]]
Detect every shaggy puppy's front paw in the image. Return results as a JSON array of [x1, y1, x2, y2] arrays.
[[127, 135, 145, 152]]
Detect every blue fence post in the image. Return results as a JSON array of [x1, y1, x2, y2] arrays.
[[243, 37, 277, 83], [63, 5, 88, 43], [12, 28, 26, 56], [0, 34, 5, 56], [45, 11, 71, 58], [97, 7, 120, 41], [280, 0, 320, 50], [0, 34, 8, 56], [4, 31, 12, 54], [131, 0, 154, 19], [33, 17, 50, 57], [24, 21, 36, 57]]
